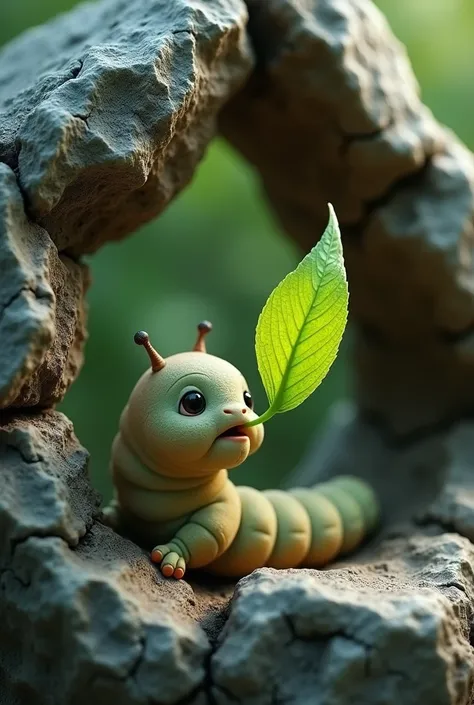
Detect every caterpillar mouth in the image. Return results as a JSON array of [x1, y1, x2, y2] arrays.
[[216, 425, 249, 440]]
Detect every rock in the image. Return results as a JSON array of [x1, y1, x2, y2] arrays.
[[0, 412, 213, 705], [13, 254, 89, 408], [416, 422, 474, 542], [212, 534, 474, 705], [0, 163, 88, 409], [220, 0, 474, 433], [0, 0, 253, 255], [222, 0, 443, 225], [286, 400, 474, 544], [1, 530, 211, 705], [0, 411, 99, 551], [351, 142, 474, 433]]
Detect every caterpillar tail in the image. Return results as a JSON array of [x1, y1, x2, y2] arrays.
[[207, 475, 380, 577]]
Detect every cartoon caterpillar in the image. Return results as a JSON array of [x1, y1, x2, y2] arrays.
[[104, 206, 380, 579], [105, 324, 379, 579]]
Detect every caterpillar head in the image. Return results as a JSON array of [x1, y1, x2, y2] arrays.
[[121, 322, 264, 478]]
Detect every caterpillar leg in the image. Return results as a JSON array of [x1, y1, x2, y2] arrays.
[[151, 482, 241, 579], [151, 546, 187, 579], [207, 486, 277, 577]]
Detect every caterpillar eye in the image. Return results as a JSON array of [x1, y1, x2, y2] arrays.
[[243, 391, 253, 409], [179, 390, 206, 416]]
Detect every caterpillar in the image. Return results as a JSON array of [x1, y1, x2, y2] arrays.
[[104, 322, 380, 580]]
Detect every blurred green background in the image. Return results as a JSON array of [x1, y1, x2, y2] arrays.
[[1, 0, 473, 502]]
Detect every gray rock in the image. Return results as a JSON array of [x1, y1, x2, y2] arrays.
[[212, 535, 474, 705], [220, 0, 474, 434], [0, 0, 253, 255], [286, 400, 474, 544], [1, 533, 211, 705], [0, 411, 99, 552], [0, 412, 212, 705], [351, 141, 474, 433], [0, 163, 88, 409], [417, 422, 474, 542]]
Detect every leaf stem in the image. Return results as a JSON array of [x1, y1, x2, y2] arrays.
[[244, 407, 276, 427]]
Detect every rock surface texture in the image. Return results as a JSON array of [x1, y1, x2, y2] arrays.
[[0, 0, 253, 255], [1, 0, 474, 704], [0, 162, 89, 410]]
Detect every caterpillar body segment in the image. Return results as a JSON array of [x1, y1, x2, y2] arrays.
[[207, 478, 378, 576], [287, 488, 343, 567], [314, 482, 365, 554], [208, 486, 278, 577], [107, 324, 381, 580], [262, 490, 312, 569], [330, 475, 379, 533]]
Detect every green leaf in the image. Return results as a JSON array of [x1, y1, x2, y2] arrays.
[[246, 204, 348, 427]]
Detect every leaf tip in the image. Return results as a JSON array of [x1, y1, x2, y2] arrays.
[[327, 202, 339, 227]]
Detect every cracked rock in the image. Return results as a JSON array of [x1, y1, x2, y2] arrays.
[[212, 534, 474, 705], [0, 0, 253, 255], [0, 411, 99, 551], [1, 533, 210, 705], [0, 412, 213, 705], [0, 163, 88, 409], [220, 0, 474, 433]]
